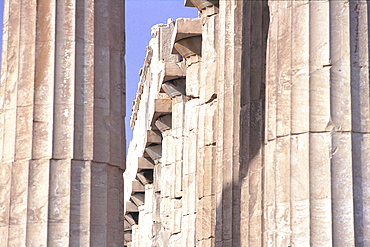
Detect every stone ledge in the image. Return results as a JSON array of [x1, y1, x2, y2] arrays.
[[184, 0, 218, 10], [151, 99, 172, 130], [171, 18, 202, 55], [163, 62, 186, 82]]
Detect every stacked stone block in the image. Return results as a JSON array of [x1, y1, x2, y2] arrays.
[[124, 21, 187, 247], [125, 1, 221, 245]]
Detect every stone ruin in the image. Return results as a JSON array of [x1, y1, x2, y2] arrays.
[[1, 0, 370, 246]]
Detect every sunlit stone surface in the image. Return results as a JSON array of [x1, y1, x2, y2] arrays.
[[125, 0, 370, 246], [0, 1, 125, 246], [2, 0, 370, 246]]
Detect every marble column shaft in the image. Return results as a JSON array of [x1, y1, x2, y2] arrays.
[[215, 1, 243, 246], [213, 0, 370, 246], [264, 1, 370, 246], [0, 0, 125, 246]]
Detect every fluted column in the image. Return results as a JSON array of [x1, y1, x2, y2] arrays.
[[215, 1, 243, 246], [0, 0, 125, 246], [265, 0, 370, 246], [350, 2, 370, 245]]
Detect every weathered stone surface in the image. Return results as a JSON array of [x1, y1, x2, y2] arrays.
[[171, 18, 202, 47], [145, 145, 162, 163], [162, 79, 186, 98], [146, 130, 162, 145], [138, 157, 155, 171], [0, 1, 125, 246], [125, 214, 136, 226], [132, 180, 145, 193], [163, 62, 186, 82], [131, 194, 145, 207], [136, 171, 153, 185], [126, 201, 139, 213], [127, 1, 370, 246], [155, 114, 172, 132], [124, 220, 132, 231]]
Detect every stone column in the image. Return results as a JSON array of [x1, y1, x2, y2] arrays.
[[0, 0, 125, 246], [265, 0, 370, 246], [214, 1, 243, 246]]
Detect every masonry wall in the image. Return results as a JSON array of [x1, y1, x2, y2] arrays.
[[124, 21, 185, 246]]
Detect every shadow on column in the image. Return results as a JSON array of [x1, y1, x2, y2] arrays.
[[350, 1, 370, 245], [216, 1, 270, 246]]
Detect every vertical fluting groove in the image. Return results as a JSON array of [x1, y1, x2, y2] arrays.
[[309, 1, 331, 132], [290, 1, 309, 135], [222, 2, 231, 243], [0, 0, 11, 244], [215, 15, 222, 247], [107, 2, 125, 238], [5, 0, 22, 245], [91, 0, 110, 243], [15, 0, 36, 161], [0, 0, 9, 103], [266, 1, 277, 144], [275, 2, 291, 246], [70, 160, 91, 246], [91, 1, 125, 246], [27, 159, 50, 246], [93, 0, 110, 164], [217, 0, 238, 245], [48, 0, 75, 245], [350, 1, 370, 134], [232, 1, 242, 245], [351, 1, 370, 246], [2, 0, 20, 163], [32, 0, 56, 160], [90, 162, 108, 246], [233, 1, 243, 246], [106, 3, 125, 240], [330, 1, 355, 245], [108, 0, 125, 168], [352, 132, 370, 246], [27, 1, 56, 246], [52, 0, 76, 159], [260, 1, 269, 245], [290, 1, 310, 246], [264, 2, 278, 246], [107, 166, 124, 246], [215, 1, 226, 245], [308, 1, 333, 246], [240, 2, 251, 246], [276, 1, 291, 138], [74, 0, 94, 161], [246, 1, 265, 246], [9, 0, 37, 245], [70, 0, 94, 245]]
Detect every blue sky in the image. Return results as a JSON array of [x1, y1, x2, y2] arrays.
[[125, 0, 197, 145], [0, 0, 197, 149]]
